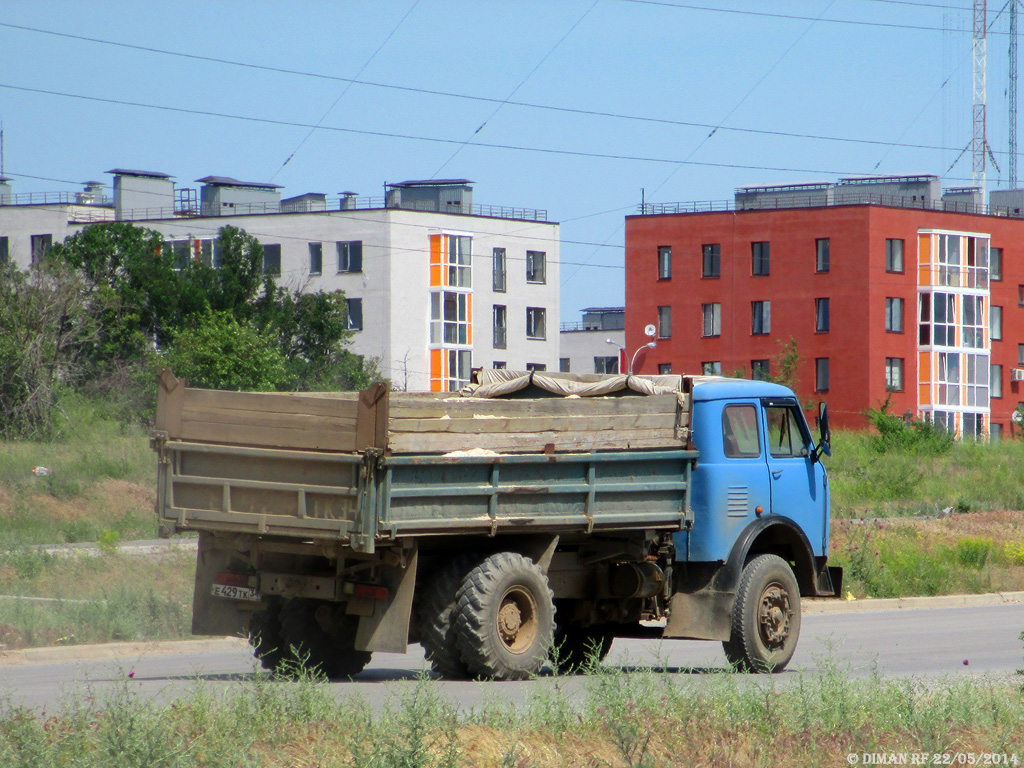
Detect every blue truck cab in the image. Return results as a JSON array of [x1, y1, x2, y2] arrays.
[[662, 376, 840, 671]]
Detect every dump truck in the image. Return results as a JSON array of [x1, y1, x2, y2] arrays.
[[151, 368, 841, 680]]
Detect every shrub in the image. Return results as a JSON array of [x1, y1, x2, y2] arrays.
[[165, 311, 291, 391]]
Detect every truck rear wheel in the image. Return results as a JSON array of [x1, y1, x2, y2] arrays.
[[722, 554, 801, 673], [279, 598, 372, 680], [453, 552, 555, 681], [551, 627, 613, 674], [418, 556, 476, 679], [248, 597, 291, 673]]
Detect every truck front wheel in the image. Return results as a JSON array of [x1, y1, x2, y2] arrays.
[[722, 554, 801, 673], [453, 552, 555, 681]]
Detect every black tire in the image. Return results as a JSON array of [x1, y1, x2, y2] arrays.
[[453, 552, 555, 681], [722, 554, 801, 673], [551, 627, 613, 674], [278, 598, 372, 680], [418, 556, 477, 679], [248, 597, 291, 673]]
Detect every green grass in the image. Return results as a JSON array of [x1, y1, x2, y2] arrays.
[[826, 430, 1024, 518], [0, 550, 193, 648], [0, 659, 1021, 767], [0, 393, 156, 547]]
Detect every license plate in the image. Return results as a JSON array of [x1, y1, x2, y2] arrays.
[[211, 583, 260, 602]]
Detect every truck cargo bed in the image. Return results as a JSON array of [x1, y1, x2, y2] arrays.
[[153, 371, 695, 550]]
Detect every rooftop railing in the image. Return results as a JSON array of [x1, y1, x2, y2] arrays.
[[3, 192, 549, 222], [636, 193, 1024, 218]]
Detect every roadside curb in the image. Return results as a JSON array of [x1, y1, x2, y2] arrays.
[[0, 592, 1020, 666], [804, 590, 1024, 614], [0, 637, 248, 666]]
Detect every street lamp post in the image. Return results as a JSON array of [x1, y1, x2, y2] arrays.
[[606, 336, 657, 376]]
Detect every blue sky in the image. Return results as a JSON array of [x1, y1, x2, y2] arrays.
[[0, 0, 1013, 320]]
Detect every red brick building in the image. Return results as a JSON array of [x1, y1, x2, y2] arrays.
[[625, 177, 1024, 436]]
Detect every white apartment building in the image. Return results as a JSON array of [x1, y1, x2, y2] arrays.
[[0, 172, 561, 392], [558, 307, 625, 374]]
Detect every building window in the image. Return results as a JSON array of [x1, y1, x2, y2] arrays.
[[751, 301, 770, 335], [815, 298, 830, 332], [559, 358, 570, 372], [493, 305, 507, 349], [0, 236, 8, 264], [991, 423, 1002, 441], [431, 291, 470, 344], [494, 361, 507, 369], [445, 349, 472, 391], [526, 307, 546, 340], [991, 247, 1002, 281], [1019, 344, 1024, 366], [816, 238, 830, 273], [885, 357, 904, 392], [337, 241, 363, 273], [702, 303, 721, 337], [493, 248, 506, 292], [702, 361, 721, 375], [526, 250, 546, 284], [346, 298, 363, 331], [526, 363, 547, 372], [751, 360, 770, 380], [751, 241, 770, 276], [885, 297, 904, 333], [659, 363, 673, 374], [991, 364, 1002, 399], [445, 236, 471, 287], [658, 246, 672, 280], [1018, 286, 1024, 307], [962, 295, 985, 349], [658, 305, 672, 338], [702, 243, 720, 278], [263, 243, 282, 275], [309, 242, 322, 275], [886, 239, 904, 273], [30, 234, 52, 265], [991, 306, 1002, 341], [816, 358, 830, 392], [594, 356, 619, 374]]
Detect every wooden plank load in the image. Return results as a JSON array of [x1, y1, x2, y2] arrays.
[[154, 369, 691, 456], [387, 391, 689, 453]]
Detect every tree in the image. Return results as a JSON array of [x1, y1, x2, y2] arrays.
[[0, 262, 96, 438], [49, 221, 377, 401], [165, 311, 290, 392]]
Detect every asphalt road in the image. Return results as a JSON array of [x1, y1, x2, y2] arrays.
[[0, 603, 1020, 713]]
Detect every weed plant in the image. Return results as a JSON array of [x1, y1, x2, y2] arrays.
[[0, 656, 1021, 767]]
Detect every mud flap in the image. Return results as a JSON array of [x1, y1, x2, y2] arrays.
[[191, 532, 253, 637], [663, 590, 734, 641], [354, 545, 418, 653]]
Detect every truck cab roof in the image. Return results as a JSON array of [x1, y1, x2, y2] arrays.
[[689, 376, 796, 402]]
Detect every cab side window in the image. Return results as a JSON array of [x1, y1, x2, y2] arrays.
[[765, 406, 810, 458], [722, 405, 761, 458]]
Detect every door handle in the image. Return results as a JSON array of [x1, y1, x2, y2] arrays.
[[772, 470, 783, 479]]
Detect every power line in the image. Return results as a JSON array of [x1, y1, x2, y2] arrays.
[[270, 1, 420, 179], [0, 20, 1004, 157], [616, 0, 1016, 35], [430, 1, 597, 178], [2, 81, 991, 180]]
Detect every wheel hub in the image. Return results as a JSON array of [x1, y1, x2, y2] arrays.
[[758, 584, 792, 648], [496, 586, 539, 654]]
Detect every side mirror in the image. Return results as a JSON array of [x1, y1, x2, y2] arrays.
[[814, 402, 831, 460]]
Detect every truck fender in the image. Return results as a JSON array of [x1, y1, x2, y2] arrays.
[[712, 516, 817, 597]]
